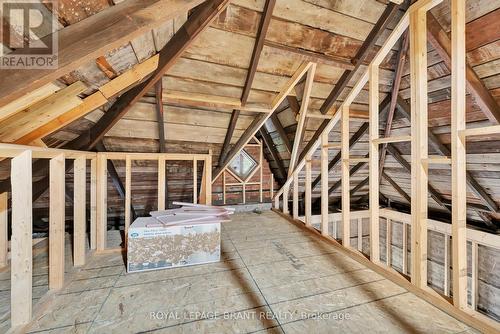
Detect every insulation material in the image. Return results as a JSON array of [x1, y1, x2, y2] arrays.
[[127, 204, 234, 273]]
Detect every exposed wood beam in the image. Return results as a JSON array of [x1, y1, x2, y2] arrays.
[[289, 64, 316, 175], [305, 95, 391, 198], [427, 12, 500, 124], [95, 142, 137, 221], [382, 171, 411, 203], [0, 0, 204, 107], [397, 96, 499, 213], [263, 40, 354, 70], [379, 31, 409, 178], [451, 0, 468, 309], [219, 110, 240, 166], [270, 113, 292, 153], [386, 143, 450, 211], [259, 126, 286, 183], [296, 2, 401, 165], [155, 81, 166, 153], [214, 62, 313, 181], [65, 0, 231, 151], [219, 0, 276, 165], [287, 96, 301, 117], [12, 55, 159, 145], [321, 3, 399, 115], [164, 90, 270, 113]]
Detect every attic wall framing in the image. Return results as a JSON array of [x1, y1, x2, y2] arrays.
[[273, 0, 500, 332], [0, 143, 212, 330]]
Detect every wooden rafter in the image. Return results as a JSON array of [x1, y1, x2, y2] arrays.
[[10, 55, 159, 146], [259, 126, 286, 183], [396, 97, 499, 214], [0, 0, 230, 204], [0, 0, 204, 107], [213, 62, 313, 181], [289, 63, 316, 175], [270, 113, 292, 154], [65, 0, 231, 151], [379, 31, 409, 178], [427, 12, 500, 124], [218, 0, 276, 165], [296, 2, 401, 165], [305, 95, 391, 198]]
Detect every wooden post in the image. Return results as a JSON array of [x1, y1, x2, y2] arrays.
[[90, 158, 97, 250], [293, 172, 299, 220], [369, 64, 380, 263], [402, 223, 408, 275], [193, 159, 197, 204], [471, 242, 478, 310], [386, 218, 392, 267], [125, 156, 132, 245], [241, 182, 247, 204], [357, 218, 363, 252], [158, 157, 165, 210], [73, 156, 86, 266], [49, 154, 65, 290], [204, 153, 212, 205], [96, 153, 107, 251], [305, 155, 312, 226], [341, 104, 350, 247], [0, 192, 7, 268], [444, 234, 450, 296], [283, 184, 289, 214], [410, 8, 428, 288], [321, 131, 329, 236], [259, 142, 263, 202], [11, 150, 32, 327], [451, 0, 467, 309], [270, 174, 274, 199], [223, 171, 227, 205]]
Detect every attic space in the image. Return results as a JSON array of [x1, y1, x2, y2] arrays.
[[0, 0, 499, 333]]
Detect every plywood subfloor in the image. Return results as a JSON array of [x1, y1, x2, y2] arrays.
[[1, 211, 478, 333]]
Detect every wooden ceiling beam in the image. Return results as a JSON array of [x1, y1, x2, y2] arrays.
[[378, 30, 409, 178], [296, 2, 401, 165], [213, 62, 313, 181], [0, 0, 204, 107], [263, 41, 354, 70], [320, 3, 399, 115], [0, 0, 230, 204], [427, 12, 500, 124], [219, 0, 276, 166], [289, 64, 316, 175], [65, 0, 231, 151]]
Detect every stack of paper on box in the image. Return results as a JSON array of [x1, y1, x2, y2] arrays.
[[127, 202, 234, 273]]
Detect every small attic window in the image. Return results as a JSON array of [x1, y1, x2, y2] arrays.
[[229, 150, 257, 180]]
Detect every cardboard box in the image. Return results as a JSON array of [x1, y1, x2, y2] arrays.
[[127, 217, 221, 273]]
